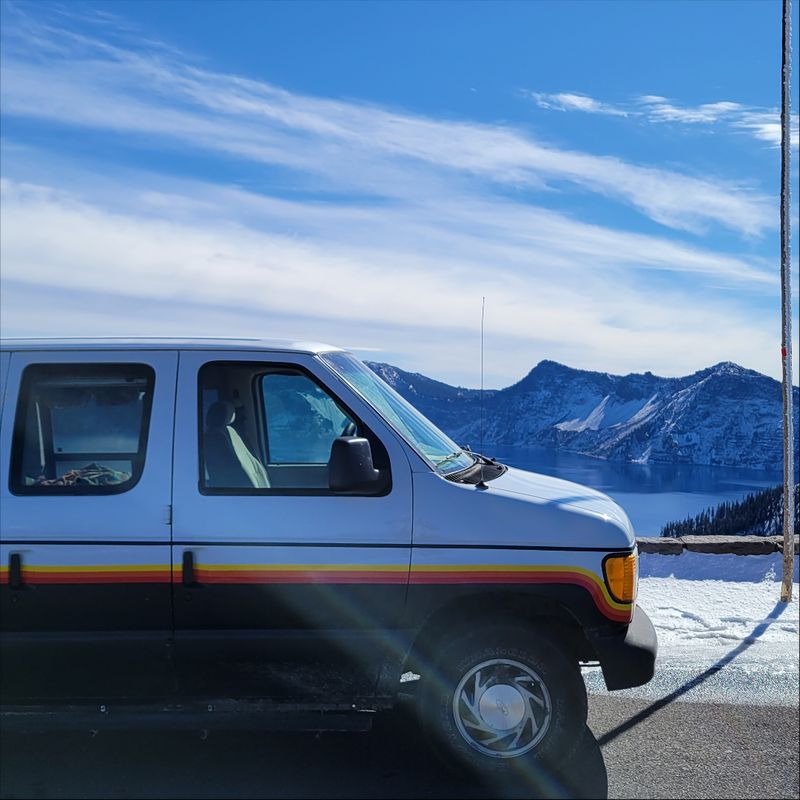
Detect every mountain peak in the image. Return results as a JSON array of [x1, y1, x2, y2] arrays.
[[509, 359, 577, 389], [531, 359, 572, 373], [702, 361, 762, 380], [710, 360, 745, 372]]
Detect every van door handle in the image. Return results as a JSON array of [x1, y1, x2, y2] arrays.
[[182, 551, 199, 587], [9, 553, 24, 590]]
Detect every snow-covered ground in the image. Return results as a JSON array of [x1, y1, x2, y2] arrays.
[[585, 551, 800, 705], [639, 551, 799, 656]]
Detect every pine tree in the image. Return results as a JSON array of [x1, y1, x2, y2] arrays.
[[659, 484, 799, 537]]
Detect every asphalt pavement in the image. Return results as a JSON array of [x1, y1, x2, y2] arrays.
[[1, 694, 798, 799]]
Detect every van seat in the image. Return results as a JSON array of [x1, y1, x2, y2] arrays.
[[204, 401, 270, 489]]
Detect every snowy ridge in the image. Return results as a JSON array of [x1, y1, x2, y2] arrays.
[[367, 359, 799, 469]]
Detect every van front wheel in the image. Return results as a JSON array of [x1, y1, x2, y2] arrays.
[[417, 626, 587, 771]]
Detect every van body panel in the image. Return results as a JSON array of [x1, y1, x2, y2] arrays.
[[171, 351, 413, 700], [0, 350, 178, 540], [411, 470, 635, 551], [488, 466, 635, 537], [0, 351, 10, 419], [0, 337, 341, 355], [404, 545, 634, 647], [0, 350, 177, 702]]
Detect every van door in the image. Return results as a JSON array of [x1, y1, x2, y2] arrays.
[[0, 350, 177, 703], [0, 351, 10, 413], [171, 351, 413, 702]]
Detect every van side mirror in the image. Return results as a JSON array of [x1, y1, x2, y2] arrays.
[[329, 437, 381, 492]]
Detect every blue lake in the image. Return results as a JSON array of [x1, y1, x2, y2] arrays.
[[489, 445, 782, 536]]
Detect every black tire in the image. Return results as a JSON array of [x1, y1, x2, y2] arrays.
[[417, 624, 588, 775]]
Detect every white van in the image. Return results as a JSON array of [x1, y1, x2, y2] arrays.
[[0, 338, 656, 771]]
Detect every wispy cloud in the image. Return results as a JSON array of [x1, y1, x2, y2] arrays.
[[525, 91, 629, 117], [732, 110, 792, 147], [639, 96, 800, 148], [527, 89, 799, 149], [0, 164, 781, 382], [0, 5, 774, 236], [638, 96, 744, 124]]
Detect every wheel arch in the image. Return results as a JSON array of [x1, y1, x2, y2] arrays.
[[404, 590, 596, 675]]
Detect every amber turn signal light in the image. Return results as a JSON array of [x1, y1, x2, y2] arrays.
[[603, 552, 638, 604]]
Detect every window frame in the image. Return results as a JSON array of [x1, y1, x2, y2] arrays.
[[9, 362, 156, 496], [197, 360, 392, 497]]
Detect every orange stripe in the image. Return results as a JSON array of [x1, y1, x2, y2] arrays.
[[0, 563, 631, 622]]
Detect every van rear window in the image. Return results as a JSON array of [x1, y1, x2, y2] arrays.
[[9, 363, 155, 495]]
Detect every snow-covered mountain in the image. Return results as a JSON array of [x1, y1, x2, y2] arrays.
[[367, 360, 799, 470]]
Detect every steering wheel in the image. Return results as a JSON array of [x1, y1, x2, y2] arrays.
[[341, 420, 357, 437]]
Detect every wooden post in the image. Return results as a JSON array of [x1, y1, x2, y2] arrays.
[[480, 296, 485, 454], [779, 0, 795, 603]]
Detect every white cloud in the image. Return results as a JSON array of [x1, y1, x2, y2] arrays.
[[0, 174, 788, 383], [525, 91, 630, 117], [0, 12, 774, 236], [638, 97, 799, 148], [638, 96, 744, 124], [733, 110, 800, 148], [530, 87, 799, 150]]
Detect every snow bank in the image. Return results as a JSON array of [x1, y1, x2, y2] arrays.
[[639, 577, 799, 652], [637, 551, 798, 672], [639, 550, 800, 582]]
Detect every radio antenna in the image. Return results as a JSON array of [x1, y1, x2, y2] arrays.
[[480, 296, 485, 454]]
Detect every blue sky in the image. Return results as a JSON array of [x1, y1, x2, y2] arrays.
[[0, 0, 797, 387]]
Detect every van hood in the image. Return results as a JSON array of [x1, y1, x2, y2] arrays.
[[489, 466, 635, 537], [413, 466, 636, 550]]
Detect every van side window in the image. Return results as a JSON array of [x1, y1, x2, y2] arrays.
[[261, 372, 352, 464], [198, 361, 388, 494], [10, 364, 155, 495]]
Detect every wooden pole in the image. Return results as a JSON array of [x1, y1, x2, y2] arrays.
[[779, 0, 795, 603], [480, 296, 485, 454]]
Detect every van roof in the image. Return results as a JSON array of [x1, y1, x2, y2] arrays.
[[0, 337, 343, 355]]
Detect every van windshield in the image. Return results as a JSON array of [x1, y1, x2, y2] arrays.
[[319, 352, 475, 476]]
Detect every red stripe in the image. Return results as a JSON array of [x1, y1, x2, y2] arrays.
[[24, 572, 170, 584]]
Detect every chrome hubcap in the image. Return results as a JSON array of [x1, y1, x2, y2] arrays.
[[452, 658, 552, 758]]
